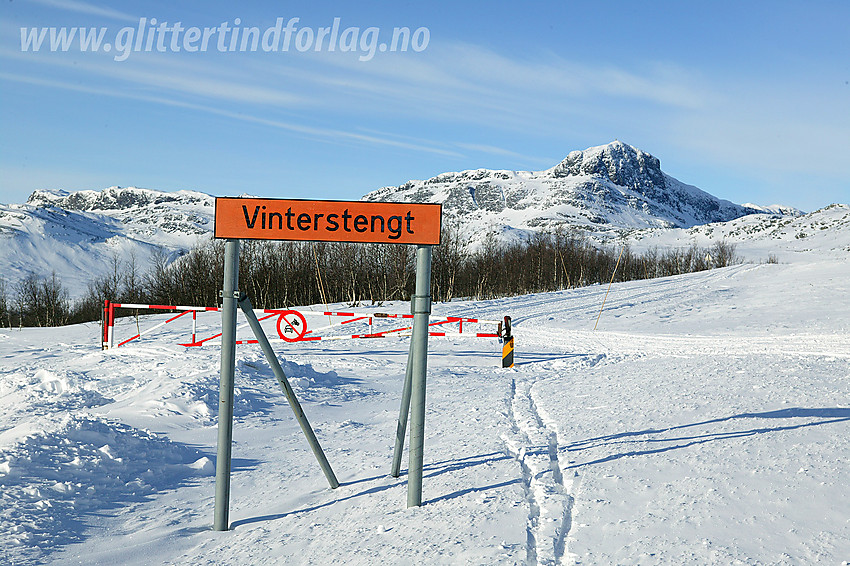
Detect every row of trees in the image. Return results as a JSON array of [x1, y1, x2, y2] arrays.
[[0, 273, 71, 328], [1, 228, 739, 328]]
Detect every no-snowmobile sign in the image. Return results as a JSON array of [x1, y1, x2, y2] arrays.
[[214, 197, 442, 244]]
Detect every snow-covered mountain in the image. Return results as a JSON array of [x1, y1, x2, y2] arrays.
[[2, 141, 844, 299], [25, 187, 214, 235], [0, 187, 214, 298], [363, 141, 773, 242], [741, 203, 804, 216]]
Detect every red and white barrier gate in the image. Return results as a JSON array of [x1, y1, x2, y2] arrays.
[[102, 301, 219, 349], [102, 300, 506, 350]]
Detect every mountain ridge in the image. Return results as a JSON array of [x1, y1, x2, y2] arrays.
[[2, 142, 840, 300]]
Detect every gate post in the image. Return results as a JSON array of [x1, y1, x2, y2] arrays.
[[102, 300, 109, 350], [501, 316, 514, 368]]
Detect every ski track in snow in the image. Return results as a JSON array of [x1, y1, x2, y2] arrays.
[[503, 375, 576, 566]]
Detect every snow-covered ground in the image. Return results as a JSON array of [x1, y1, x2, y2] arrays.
[[1, 253, 848, 565]]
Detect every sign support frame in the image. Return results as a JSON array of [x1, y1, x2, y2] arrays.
[[212, 197, 441, 525]]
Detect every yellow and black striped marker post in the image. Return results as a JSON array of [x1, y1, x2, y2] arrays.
[[501, 316, 514, 368]]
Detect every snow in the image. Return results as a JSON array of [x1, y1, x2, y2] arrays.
[[1, 249, 849, 564]]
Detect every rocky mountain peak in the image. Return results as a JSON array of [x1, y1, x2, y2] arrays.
[[547, 141, 665, 191]]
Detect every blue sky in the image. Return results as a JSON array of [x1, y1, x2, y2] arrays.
[[1, 0, 848, 211]]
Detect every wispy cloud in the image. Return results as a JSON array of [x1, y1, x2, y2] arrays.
[[451, 143, 556, 166], [28, 0, 136, 23], [0, 70, 462, 158], [312, 41, 708, 109], [10, 29, 845, 191], [0, 35, 718, 174], [0, 48, 304, 107], [669, 79, 850, 183], [3, 31, 708, 131], [278, 42, 709, 140]]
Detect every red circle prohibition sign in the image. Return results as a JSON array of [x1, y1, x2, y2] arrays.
[[276, 310, 308, 342]]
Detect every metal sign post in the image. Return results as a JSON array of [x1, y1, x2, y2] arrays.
[[214, 238, 240, 531], [406, 244, 432, 507]]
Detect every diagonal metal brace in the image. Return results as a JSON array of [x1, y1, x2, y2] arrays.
[[237, 293, 339, 489]]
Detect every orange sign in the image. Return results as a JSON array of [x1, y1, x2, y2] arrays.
[[214, 198, 442, 244]]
